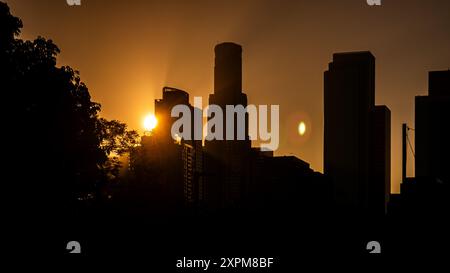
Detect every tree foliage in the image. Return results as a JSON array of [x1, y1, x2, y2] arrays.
[[1, 1, 138, 209]]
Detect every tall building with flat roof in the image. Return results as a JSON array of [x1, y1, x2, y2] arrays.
[[324, 51, 375, 212], [415, 70, 450, 184], [135, 87, 203, 209], [369, 105, 391, 215], [154, 86, 190, 143], [324, 51, 390, 215]]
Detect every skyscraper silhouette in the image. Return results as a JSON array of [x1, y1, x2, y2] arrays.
[[369, 105, 391, 215], [324, 52, 374, 212], [324, 52, 390, 214], [204, 42, 251, 209], [415, 70, 450, 184], [132, 87, 203, 210], [396, 71, 450, 216], [154, 87, 190, 143]]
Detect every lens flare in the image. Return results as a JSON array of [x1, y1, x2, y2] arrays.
[[298, 121, 306, 136]]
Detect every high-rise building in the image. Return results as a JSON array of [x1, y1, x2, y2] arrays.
[[369, 105, 391, 215], [324, 51, 390, 215], [133, 87, 203, 209], [204, 42, 251, 209], [415, 70, 450, 184], [324, 52, 375, 212], [155, 87, 190, 143]]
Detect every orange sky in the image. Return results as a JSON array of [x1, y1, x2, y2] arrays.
[[6, 0, 450, 193]]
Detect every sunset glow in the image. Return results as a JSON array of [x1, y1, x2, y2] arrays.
[[143, 114, 158, 131]]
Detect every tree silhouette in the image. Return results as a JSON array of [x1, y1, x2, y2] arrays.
[[97, 118, 139, 191], [0, 2, 138, 216]]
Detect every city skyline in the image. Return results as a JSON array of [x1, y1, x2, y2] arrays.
[[6, 0, 450, 193], [129, 43, 447, 217], [3, 1, 450, 259]]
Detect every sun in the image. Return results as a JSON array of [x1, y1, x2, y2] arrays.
[[143, 114, 158, 131], [298, 121, 306, 136]]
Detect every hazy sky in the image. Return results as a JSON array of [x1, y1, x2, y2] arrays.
[[6, 0, 450, 193]]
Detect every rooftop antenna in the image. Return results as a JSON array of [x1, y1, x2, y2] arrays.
[[402, 123, 407, 183], [402, 123, 415, 183]]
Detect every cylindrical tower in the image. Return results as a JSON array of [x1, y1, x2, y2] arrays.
[[214, 42, 242, 99]]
